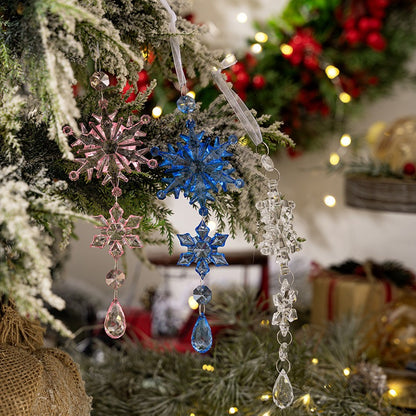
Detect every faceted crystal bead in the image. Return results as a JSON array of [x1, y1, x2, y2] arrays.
[[177, 95, 196, 114], [112, 187, 122, 197], [104, 299, 126, 339], [287, 308, 298, 322], [90, 71, 110, 90], [191, 313, 212, 353], [272, 312, 280, 326], [193, 285, 212, 305], [272, 369, 294, 409], [279, 342, 288, 361], [279, 323, 290, 337], [261, 154, 275, 171], [105, 269, 126, 289]]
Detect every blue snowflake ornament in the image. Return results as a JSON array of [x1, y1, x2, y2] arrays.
[[177, 220, 228, 278], [151, 120, 244, 216]]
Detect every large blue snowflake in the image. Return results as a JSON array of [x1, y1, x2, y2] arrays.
[[177, 220, 228, 279], [151, 120, 244, 216]]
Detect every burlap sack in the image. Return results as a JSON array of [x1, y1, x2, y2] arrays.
[[0, 300, 91, 416]]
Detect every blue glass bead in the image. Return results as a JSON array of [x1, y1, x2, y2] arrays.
[[193, 285, 212, 305], [199, 206, 209, 216], [156, 190, 166, 200], [191, 313, 212, 353], [177, 95, 196, 114]]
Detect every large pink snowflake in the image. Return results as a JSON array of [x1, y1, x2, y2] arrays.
[[91, 202, 142, 259], [63, 99, 157, 195]]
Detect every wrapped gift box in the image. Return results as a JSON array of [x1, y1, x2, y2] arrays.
[[310, 262, 406, 325]]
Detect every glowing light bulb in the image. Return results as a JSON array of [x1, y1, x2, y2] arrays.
[[324, 195, 336, 207], [340, 134, 352, 147], [325, 65, 340, 79], [239, 136, 249, 146], [311, 358, 319, 365], [250, 43, 262, 54], [190, 413, 196, 416], [339, 92, 351, 103], [152, 106, 162, 118], [236, 12, 247, 23], [388, 388, 398, 397], [280, 43, 293, 56], [260, 394, 271, 401], [329, 153, 340, 166], [255, 32, 268, 43], [343, 367, 351, 377], [186, 91, 196, 99], [229, 407, 238, 414], [302, 393, 311, 405], [188, 296, 199, 310], [262, 412, 271, 416]]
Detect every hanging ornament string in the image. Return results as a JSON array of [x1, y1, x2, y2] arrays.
[[256, 152, 301, 409], [155, 0, 247, 355], [160, 0, 187, 94], [64, 51, 157, 339], [212, 55, 263, 146]]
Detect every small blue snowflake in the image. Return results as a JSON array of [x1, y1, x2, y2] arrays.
[[177, 220, 228, 278], [151, 120, 244, 216]]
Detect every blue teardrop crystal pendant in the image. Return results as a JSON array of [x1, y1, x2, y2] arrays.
[[191, 313, 212, 353]]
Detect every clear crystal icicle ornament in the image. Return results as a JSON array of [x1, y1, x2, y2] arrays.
[[256, 151, 301, 408], [63, 57, 156, 338]]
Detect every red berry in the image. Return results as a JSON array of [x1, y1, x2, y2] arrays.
[[224, 71, 233, 83], [236, 71, 250, 87], [366, 31, 386, 51], [345, 29, 362, 45], [403, 163, 416, 175], [358, 17, 373, 33], [252, 74, 266, 89], [122, 81, 133, 95], [303, 55, 319, 70], [138, 70, 149, 84], [343, 16, 356, 30], [231, 62, 246, 74]]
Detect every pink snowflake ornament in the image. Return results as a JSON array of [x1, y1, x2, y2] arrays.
[[91, 202, 143, 259], [64, 100, 157, 194]]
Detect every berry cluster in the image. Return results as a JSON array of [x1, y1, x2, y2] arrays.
[[341, 0, 389, 51]]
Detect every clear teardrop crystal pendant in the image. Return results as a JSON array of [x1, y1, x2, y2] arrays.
[[191, 313, 212, 353], [104, 298, 126, 339], [272, 369, 294, 409]]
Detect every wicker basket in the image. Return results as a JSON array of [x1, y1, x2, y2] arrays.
[[345, 175, 416, 213]]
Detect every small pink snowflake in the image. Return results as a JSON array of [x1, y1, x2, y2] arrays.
[[91, 202, 142, 259], [63, 100, 157, 194]]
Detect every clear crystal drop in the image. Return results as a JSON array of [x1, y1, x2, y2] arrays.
[[90, 71, 110, 90], [191, 313, 212, 353], [272, 369, 294, 409], [193, 285, 212, 305], [104, 299, 126, 339], [105, 269, 126, 288]]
